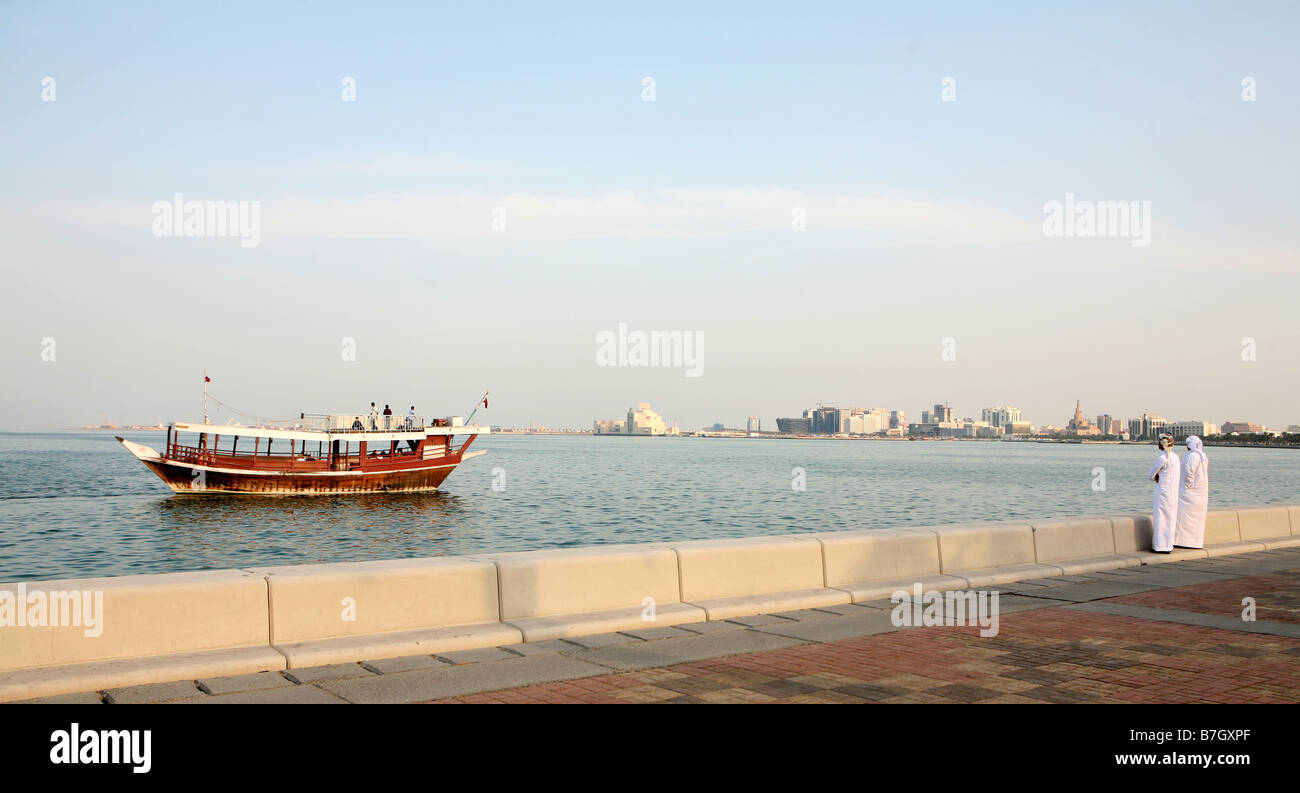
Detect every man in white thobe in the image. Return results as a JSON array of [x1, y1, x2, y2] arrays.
[[1175, 435, 1209, 548], [1148, 433, 1180, 553]]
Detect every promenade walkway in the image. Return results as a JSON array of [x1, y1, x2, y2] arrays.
[[21, 547, 1300, 704]]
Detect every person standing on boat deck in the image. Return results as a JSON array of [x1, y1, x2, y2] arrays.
[[1148, 432, 1181, 553], [1175, 435, 1210, 548], [383, 404, 393, 431], [407, 406, 416, 431], [369, 402, 378, 430]]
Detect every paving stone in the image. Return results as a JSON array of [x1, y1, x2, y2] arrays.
[[753, 610, 901, 643], [1012, 579, 1165, 602], [283, 662, 376, 684], [991, 594, 1074, 614], [559, 632, 644, 649], [1125, 569, 1243, 588], [197, 671, 296, 695], [435, 647, 520, 665], [834, 682, 912, 701], [855, 598, 898, 611], [1017, 685, 1098, 703], [744, 679, 820, 698], [811, 604, 878, 616], [1065, 602, 1300, 638], [675, 620, 748, 634], [724, 613, 795, 627], [173, 686, 348, 704], [104, 679, 204, 704], [767, 609, 841, 622], [927, 683, 1006, 703], [14, 691, 104, 704], [617, 625, 698, 641], [566, 629, 807, 672], [364, 655, 448, 674], [498, 640, 576, 656], [317, 654, 613, 703]]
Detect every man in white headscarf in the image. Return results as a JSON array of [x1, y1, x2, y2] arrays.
[[1175, 435, 1209, 548], [1148, 432, 1180, 553]]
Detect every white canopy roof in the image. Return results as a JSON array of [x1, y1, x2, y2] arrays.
[[172, 422, 489, 442]]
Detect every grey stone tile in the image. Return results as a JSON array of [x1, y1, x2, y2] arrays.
[[1007, 578, 1166, 603], [1121, 569, 1237, 589], [364, 655, 447, 674], [559, 632, 644, 649], [283, 662, 375, 684], [753, 611, 901, 643], [1065, 602, 1300, 638], [1021, 576, 1090, 586], [172, 686, 348, 704], [617, 625, 698, 641], [435, 647, 519, 665], [767, 608, 840, 622], [566, 629, 807, 672], [675, 620, 747, 634], [197, 671, 295, 695], [13, 691, 104, 705], [991, 593, 1075, 614], [812, 603, 878, 616], [723, 613, 795, 627], [316, 655, 612, 703], [498, 639, 575, 656], [854, 598, 898, 611], [104, 679, 204, 704]]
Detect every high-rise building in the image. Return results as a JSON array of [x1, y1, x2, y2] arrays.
[[890, 410, 906, 429], [747, 416, 761, 432], [982, 406, 1022, 428], [811, 407, 840, 434], [933, 402, 954, 423]]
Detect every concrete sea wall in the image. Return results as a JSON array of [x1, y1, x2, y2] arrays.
[[2, 503, 1297, 702]]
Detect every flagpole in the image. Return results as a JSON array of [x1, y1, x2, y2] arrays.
[[465, 390, 489, 426], [203, 370, 209, 425]]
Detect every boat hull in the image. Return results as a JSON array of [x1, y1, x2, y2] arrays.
[[140, 458, 461, 494]]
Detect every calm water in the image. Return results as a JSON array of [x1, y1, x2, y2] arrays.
[[0, 431, 1297, 582]]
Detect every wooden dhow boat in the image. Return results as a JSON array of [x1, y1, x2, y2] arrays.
[[117, 411, 488, 495]]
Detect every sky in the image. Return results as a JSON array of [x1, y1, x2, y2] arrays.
[[1, 1, 1297, 431]]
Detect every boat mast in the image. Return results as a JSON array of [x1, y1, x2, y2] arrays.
[[203, 370, 209, 424]]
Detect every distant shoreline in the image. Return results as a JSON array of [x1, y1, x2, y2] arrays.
[[22, 428, 1300, 450]]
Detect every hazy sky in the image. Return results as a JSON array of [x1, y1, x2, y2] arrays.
[[2, 2, 1297, 431]]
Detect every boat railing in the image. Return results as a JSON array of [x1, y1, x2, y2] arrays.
[[300, 413, 425, 433]]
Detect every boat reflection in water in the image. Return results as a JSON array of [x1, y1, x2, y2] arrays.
[[148, 490, 476, 570]]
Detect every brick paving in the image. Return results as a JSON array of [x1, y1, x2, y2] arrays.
[[1109, 571, 1300, 625], [428, 570, 1300, 705]]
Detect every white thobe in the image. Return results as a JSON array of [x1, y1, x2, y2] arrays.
[[1149, 450, 1180, 552], [1175, 450, 1209, 548]]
